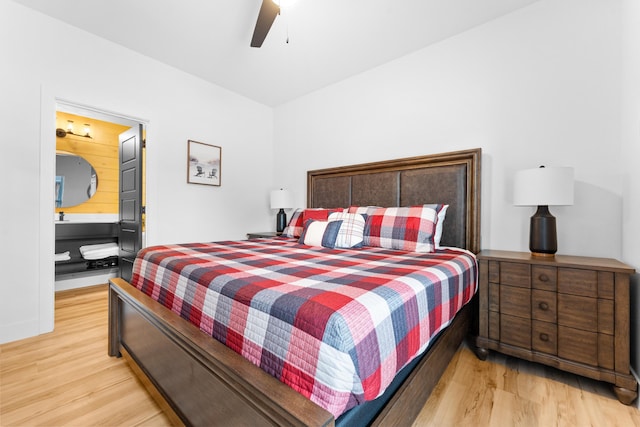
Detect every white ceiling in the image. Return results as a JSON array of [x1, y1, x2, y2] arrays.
[[13, 0, 540, 106]]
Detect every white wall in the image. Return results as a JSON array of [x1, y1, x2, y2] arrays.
[[0, 0, 275, 344], [274, 0, 624, 259], [274, 0, 638, 370], [621, 0, 640, 378]]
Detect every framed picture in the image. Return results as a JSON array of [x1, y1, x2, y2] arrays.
[[187, 140, 221, 186]]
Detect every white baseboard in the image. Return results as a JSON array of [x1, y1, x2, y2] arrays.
[[55, 271, 117, 291], [0, 319, 44, 345]]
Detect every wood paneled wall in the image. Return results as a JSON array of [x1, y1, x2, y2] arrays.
[[55, 112, 130, 214]]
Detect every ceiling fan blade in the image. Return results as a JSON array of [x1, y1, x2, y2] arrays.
[[251, 0, 280, 48]]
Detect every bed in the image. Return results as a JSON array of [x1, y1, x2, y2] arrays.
[[108, 148, 482, 426]]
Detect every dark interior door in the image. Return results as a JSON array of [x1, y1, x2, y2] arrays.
[[118, 125, 143, 281]]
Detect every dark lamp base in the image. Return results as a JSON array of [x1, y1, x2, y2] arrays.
[[529, 205, 558, 256], [276, 208, 287, 233]]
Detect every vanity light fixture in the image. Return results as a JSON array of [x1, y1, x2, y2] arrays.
[[60, 120, 92, 139]]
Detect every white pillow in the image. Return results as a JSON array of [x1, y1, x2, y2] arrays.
[[435, 205, 449, 248], [299, 220, 343, 248]]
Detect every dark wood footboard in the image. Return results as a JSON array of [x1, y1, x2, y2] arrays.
[[109, 277, 334, 427], [109, 277, 475, 427]]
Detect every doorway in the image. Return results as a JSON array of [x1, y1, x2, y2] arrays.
[[54, 101, 146, 291]]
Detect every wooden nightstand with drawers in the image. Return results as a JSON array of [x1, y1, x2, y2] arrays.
[[475, 250, 637, 404]]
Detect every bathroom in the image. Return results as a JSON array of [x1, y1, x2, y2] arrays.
[[54, 107, 144, 291]]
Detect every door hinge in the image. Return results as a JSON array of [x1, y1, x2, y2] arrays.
[[141, 206, 146, 214]]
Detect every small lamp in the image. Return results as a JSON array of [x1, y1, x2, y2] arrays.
[[270, 188, 293, 233], [513, 166, 574, 257]]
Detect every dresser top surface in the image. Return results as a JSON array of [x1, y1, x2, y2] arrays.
[[478, 250, 635, 274]]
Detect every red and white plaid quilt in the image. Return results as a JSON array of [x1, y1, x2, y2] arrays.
[[131, 238, 477, 417]]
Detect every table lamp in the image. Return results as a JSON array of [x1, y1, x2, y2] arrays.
[[270, 188, 293, 233], [513, 166, 574, 257]]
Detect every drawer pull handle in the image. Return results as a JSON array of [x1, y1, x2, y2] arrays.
[[540, 333, 549, 342], [538, 302, 549, 311], [539, 274, 549, 282]]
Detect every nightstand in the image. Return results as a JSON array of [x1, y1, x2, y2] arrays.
[[246, 232, 280, 239], [475, 250, 637, 404]]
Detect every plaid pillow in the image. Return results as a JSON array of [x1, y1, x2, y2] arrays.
[[328, 212, 367, 248], [282, 208, 305, 238], [363, 204, 444, 253], [282, 208, 344, 238], [347, 206, 380, 216]]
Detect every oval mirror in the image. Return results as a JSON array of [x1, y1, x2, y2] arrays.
[[55, 151, 99, 208]]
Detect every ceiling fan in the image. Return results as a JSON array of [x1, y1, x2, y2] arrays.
[[250, 0, 281, 48]]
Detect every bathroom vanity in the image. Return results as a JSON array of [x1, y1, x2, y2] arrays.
[[55, 222, 119, 279]]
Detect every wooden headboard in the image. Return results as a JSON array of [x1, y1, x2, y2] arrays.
[[307, 148, 481, 253]]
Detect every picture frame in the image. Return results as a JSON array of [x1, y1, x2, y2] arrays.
[[187, 140, 221, 186]]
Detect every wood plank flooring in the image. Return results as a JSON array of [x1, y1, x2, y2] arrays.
[[0, 285, 170, 427], [414, 338, 640, 426], [1, 285, 639, 426]]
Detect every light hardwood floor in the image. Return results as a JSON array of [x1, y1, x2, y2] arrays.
[[1, 285, 639, 426]]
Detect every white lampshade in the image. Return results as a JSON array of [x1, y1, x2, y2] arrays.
[[270, 189, 293, 209], [513, 166, 574, 206]]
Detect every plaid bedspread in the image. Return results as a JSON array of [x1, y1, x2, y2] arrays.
[[131, 238, 477, 418]]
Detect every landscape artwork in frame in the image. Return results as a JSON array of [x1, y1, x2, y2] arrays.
[[187, 140, 221, 186]]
